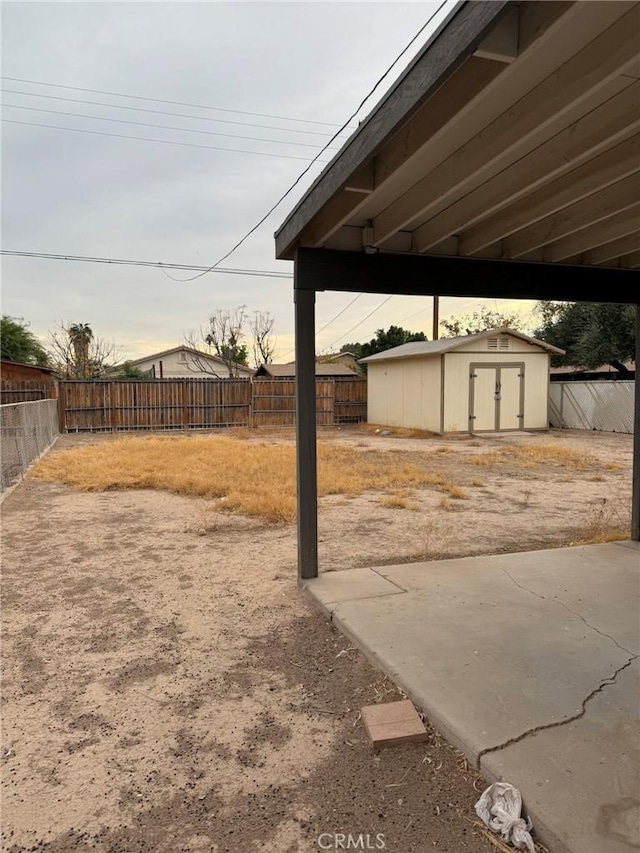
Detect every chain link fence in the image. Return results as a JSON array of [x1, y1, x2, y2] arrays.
[[549, 381, 635, 433], [1, 399, 59, 491]]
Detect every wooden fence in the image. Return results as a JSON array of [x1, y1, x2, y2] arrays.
[[1, 380, 57, 404], [58, 377, 367, 432]]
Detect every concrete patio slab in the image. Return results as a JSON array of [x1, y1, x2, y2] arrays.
[[483, 658, 640, 853], [304, 543, 640, 853], [302, 566, 404, 604]]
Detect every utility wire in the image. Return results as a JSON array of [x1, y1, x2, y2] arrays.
[[278, 292, 365, 359], [1, 250, 293, 279], [1, 89, 347, 138], [2, 119, 331, 163], [0, 76, 352, 129], [316, 293, 364, 338], [3, 103, 341, 150], [326, 296, 394, 351], [163, 0, 451, 284]]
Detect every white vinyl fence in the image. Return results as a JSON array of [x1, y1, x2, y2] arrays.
[[549, 381, 635, 434], [1, 399, 59, 491]]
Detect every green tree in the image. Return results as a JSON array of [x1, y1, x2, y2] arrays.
[[219, 343, 249, 366], [342, 325, 428, 362], [68, 323, 93, 377], [107, 363, 153, 379], [440, 307, 524, 338], [534, 301, 635, 374], [1, 316, 49, 365]]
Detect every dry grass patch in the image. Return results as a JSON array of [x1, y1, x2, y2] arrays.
[[32, 435, 449, 524], [577, 496, 629, 544], [379, 495, 409, 510], [464, 442, 608, 472], [379, 489, 417, 510], [438, 497, 453, 511], [445, 485, 468, 500]]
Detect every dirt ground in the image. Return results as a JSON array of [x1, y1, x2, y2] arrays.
[[1, 427, 632, 853]]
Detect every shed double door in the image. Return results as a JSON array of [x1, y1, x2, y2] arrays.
[[469, 364, 524, 431]]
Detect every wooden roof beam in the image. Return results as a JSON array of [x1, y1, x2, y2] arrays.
[[373, 6, 640, 247], [414, 89, 640, 254], [294, 246, 638, 300], [457, 131, 640, 256], [502, 176, 640, 259], [473, 6, 519, 63], [544, 206, 640, 261], [585, 233, 640, 266], [620, 250, 640, 269]]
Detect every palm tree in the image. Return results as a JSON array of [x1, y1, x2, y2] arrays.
[[68, 323, 93, 378]]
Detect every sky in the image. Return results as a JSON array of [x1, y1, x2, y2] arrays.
[[1, 1, 538, 364]]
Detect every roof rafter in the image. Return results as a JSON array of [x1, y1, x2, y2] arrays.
[[373, 4, 640, 247]]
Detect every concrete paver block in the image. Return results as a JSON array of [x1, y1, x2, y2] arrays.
[[361, 699, 428, 748]]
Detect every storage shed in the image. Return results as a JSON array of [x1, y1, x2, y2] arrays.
[[361, 328, 564, 434]]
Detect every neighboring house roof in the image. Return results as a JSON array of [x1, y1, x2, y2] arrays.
[[125, 346, 253, 373], [0, 359, 56, 374], [360, 328, 565, 364], [255, 362, 358, 378], [316, 352, 358, 361]]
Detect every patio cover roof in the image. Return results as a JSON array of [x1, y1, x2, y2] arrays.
[[276, 1, 640, 282], [274, 0, 640, 579]]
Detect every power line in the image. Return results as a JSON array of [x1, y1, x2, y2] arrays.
[[1, 88, 346, 138], [326, 296, 395, 351], [0, 76, 353, 129], [163, 0, 451, 284], [279, 292, 365, 359], [2, 120, 331, 163], [317, 293, 364, 338], [398, 305, 432, 325], [3, 103, 340, 150], [0, 250, 293, 279]]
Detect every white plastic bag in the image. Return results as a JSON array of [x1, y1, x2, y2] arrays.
[[475, 782, 535, 853]]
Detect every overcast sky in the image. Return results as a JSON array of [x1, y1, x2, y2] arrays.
[[2, 1, 536, 363]]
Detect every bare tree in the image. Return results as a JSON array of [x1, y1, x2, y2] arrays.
[[250, 311, 276, 367], [48, 321, 117, 378], [184, 306, 279, 375], [184, 306, 250, 378]]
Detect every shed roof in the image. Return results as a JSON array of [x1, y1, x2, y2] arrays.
[[360, 328, 565, 363], [276, 1, 640, 285]]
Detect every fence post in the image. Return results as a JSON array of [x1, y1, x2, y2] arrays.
[[58, 383, 67, 433], [248, 379, 254, 430], [182, 380, 189, 432], [110, 382, 118, 432]]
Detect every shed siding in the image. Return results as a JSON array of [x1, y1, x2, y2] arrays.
[[443, 352, 550, 431], [367, 358, 440, 431]]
